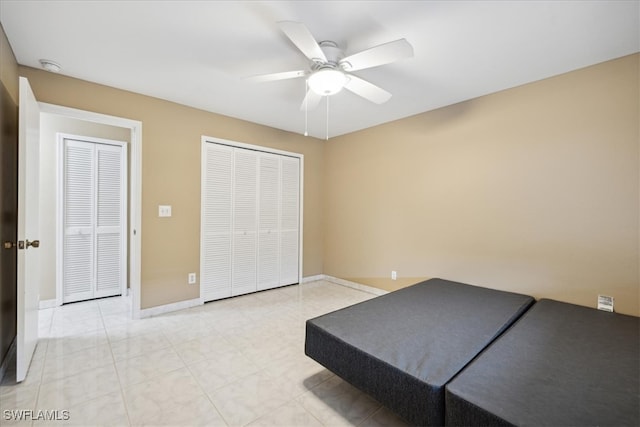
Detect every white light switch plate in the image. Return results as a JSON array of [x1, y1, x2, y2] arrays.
[[158, 205, 172, 217]]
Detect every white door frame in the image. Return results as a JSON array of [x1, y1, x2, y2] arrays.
[[39, 103, 142, 319], [56, 134, 128, 304], [199, 135, 304, 304]]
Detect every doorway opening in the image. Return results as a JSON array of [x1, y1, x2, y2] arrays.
[[39, 104, 142, 319], [58, 134, 128, 304]]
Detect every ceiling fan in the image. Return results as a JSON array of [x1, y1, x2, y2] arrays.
[[248, 21, 414, 111]]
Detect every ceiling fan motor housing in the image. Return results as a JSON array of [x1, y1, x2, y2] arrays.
[[313, 41, 347, 71]]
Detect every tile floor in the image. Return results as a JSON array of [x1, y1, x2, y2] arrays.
[[0, 280, 409, 427]]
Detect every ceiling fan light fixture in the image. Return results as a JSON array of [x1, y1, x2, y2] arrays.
[[308, 68, 347, 96]]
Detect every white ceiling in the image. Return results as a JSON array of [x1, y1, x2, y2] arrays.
[[1, 1, 638, 139]]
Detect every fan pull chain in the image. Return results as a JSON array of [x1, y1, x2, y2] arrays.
[[326, 95, 329, 141], [304, 79, 309, 137]]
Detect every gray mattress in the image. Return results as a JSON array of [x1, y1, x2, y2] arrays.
[[445, 299, 640, 426], [304, 278, 534, 426]]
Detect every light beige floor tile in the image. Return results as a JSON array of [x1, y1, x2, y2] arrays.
[[115, 347, 185, 389], [33, 391, 129, 426], [207, 371, 291, 426], [41, 344, 114, 384], [98, 296, 131, 316], [129, 394, 226, 427], [161, 322, 222, 346], [297, 376, 381, 426], [44, 329, 110, 361], [264, 352, 334, 399], [36, 364, 121, 410], [1, 355, 46, 389], [187, 349, 260, 393], [100, 312, 132, 329], [360, 406, 410, 427], [247, 400, 322, 427], [48, 316, 105, 338], [173, 335, 235, 366], [0, 383, 39, 411], [109, 332, 171, 361], [122, 367, 211, 425], [1, 283, 392, 427]]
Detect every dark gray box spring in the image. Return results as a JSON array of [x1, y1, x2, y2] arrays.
[[304, 278, 535, 426], [445, 299, 640, 426]]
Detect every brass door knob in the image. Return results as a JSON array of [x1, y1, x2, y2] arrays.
[[26, 239, 40, 249], [3, 241, 15, 249]]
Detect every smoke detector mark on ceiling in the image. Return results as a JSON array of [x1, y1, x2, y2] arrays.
[[39, 59, 61, 73]]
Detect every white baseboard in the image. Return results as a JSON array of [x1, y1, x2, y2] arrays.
[[139, 298, 202, 319], [134, 276, 384, 319], [301, 274, 325, 283], [39, 299, 58, 310], [312, 275, 389, 296]]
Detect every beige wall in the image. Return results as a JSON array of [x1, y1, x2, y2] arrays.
[[1, 24, 18, 102], [38, 114, 131, 301], [324, 54, 639, 316], [20, 66, 325, 309], [12, 45, 639, 316]]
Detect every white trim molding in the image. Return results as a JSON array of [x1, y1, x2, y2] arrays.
[[302, 274, 389, 296], [301, 274, 325, 283], [139, 298, 202, 319], [38, 103, 142, 320]]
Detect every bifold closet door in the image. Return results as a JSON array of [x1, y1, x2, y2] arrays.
[[231, 149, 258, 296], [94, 144, 126, 298], [279, 156, 300, 286], [63, 139, 126, 303], [63, 140, 95, 302], [257, 154, 280, 291], [201, 143, 233, 301], [201, 143, 300, 303]]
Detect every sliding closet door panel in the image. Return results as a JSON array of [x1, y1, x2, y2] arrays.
[[257, 154, 280, 290], [232, 149, 258, 296], [280, 157, 300, 285], [63, 141, 95, 302], [95, 145, 124, 298], [201, 144, 233, 301]]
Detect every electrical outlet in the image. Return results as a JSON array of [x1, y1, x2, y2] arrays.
[[188, 273, 196, 285], [391, 271, 397, 280], [597, 294, 613, 312]]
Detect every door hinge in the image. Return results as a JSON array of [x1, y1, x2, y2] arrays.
[[4, 240, 25, 249]]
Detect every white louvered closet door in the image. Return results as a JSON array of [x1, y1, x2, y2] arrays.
[[201, 143, 233, 301], [95, 144, 125, 298], [63, 138, 126, 303], [232, 149, 258, 296], [280, 156, 300, 286], [201, 142, 301, 302], [63, 140, 95, 302], [257, 154, 280, 291]]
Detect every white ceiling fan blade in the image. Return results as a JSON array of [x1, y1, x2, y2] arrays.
[[340, 39, 413, 72], [278, 21, 327, 62], [300, 89, 323, 111], [245, 70, 308, 83], [344, 75, 392, 104]]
